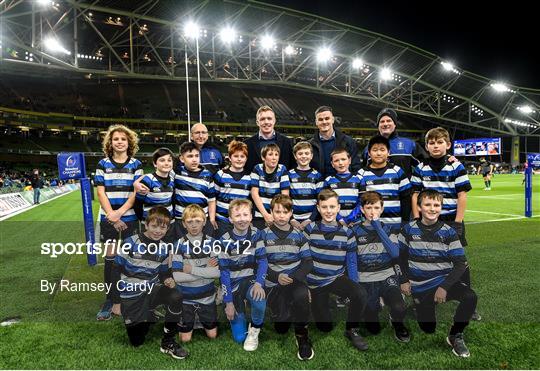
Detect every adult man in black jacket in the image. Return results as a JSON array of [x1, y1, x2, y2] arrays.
[[244, 105, 294, 172], [309, 106, 361, 178]]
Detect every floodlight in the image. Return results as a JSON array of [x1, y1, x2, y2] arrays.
[[517, 105, 534, 114], [352, 58, 364, 69], [184, 21, 200, 39], [380, 67, 392, 81], [260, 35, 275, 50], [220, 27, 237, 44], [491, 83, 510, 92], [284, 45, 295, 55], [316, 47, 332, 62], [43, 36, 71, 55], [441, 61, 454, 71]]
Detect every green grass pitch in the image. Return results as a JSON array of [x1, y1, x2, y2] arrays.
[[1, 174, 539, 369]]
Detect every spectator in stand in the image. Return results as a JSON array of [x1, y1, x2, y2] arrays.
[[245, 106, 294, 173], [191, 123, 224, 174]]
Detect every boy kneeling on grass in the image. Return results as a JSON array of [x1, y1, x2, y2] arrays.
[[399, 189, 478, 358], [353, 191, 410, 343], [218, 199, 268, 351], [171, 204, 220, 343], [262, 194, 314, 360], [111, 206, 188, 359]]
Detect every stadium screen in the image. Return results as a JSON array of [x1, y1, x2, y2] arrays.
[[453, 137, 501, 156]]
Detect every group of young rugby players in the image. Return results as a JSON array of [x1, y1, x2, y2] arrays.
[[93, 106, 478, 361]]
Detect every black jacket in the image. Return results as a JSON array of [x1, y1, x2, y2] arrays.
[[310, 128, 361, 178], [244, 132, 294, 173], [30, 175, 43, 189]]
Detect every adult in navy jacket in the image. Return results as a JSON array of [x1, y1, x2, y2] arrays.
[[191, 122, 223, 174], [309, 106, 362, 178], [244, 105, 294, 172], [362, 108, 427, 178]]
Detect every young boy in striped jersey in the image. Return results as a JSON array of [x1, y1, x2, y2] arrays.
[[353, 191, 410, 342], [304, 189, 369, 351], [111, 206, 188, 359], [212, 141, 251, 236], [410, 127, 479, 320], [288, 142, 323, 231], [218, 199, 268, 351], [346, 135, 411, 232], [134, 148, 175, 239], [95, 124, 143, 321], [174, 142, 217, 236], [399, 190, 477, 357], [250, 143, 290, 230], [170, 204, 220, 343], [262, 195, 314, 360], [323, 148, 364, 224]]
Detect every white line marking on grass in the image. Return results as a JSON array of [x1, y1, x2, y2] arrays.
[[0, 190, 77, 221], [468, 215, 540, 224], [470, 193, 522, 198], [467, 210, 523, 217]]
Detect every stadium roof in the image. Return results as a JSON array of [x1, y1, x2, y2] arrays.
[[1, 0, 539, 136]]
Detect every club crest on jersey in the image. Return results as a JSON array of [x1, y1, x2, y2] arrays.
[[397, 141, 405, 150]]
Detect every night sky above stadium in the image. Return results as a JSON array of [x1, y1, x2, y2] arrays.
[[267, 0, 538, 88]]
